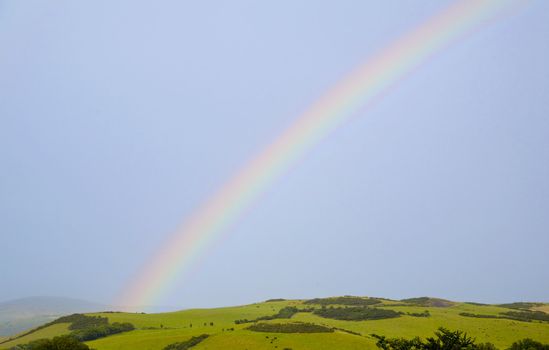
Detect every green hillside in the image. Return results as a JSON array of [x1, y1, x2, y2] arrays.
[[1, 297, 548, 350]]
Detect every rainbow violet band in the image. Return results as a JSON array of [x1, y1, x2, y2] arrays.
[[117, 0, 524, 309]]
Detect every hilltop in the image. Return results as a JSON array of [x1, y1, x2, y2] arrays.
[[1, 296, 548, 350]]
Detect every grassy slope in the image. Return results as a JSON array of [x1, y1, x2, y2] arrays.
[[293, 304, 549, 348], [533, 305, 549, 313], [1, 299, 549, 350], [0, 323, 70, 348]]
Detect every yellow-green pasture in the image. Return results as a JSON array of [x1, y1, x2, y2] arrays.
[[1, 299, 548, 350]]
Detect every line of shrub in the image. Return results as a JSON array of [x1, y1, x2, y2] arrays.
[[332, 327, 362, 336], [162, 334, 209, 350], [235, 306, 299, 324], [459, 312, 501, 319]]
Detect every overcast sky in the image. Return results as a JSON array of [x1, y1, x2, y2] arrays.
[[1, 1, 548, 308]]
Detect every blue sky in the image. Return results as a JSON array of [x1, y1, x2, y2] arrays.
[[1, 0, 548, 308]]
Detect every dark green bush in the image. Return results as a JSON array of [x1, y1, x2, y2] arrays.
[[408, 310, 430, 317], [314, 306, 400, 321], [373, 328, 484, 350], [400, 297, 453, 307], [246, 322, 333, 333], [460, 310, 549, 323], [508, 338, 549, 350]]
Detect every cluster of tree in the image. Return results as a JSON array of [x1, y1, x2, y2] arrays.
[[460, 310, 549, 323], [266, 306, 298, 319], [9, 336, 90, 350], [407, 310, 431, 318], [372, 327, 549, 350], [400, 297, 454, 308], [265, 298, 286, 302], [58, 314, 109, 330], [500, 310, 549, 322], [162, 334, 209, 350], [44, 314, 135, 341], [246, 322, 333, 333], [313, 306, 400, 321], [70, 322, 135, 341], [304, 296, 381, 306], [235, 306, 299, 324], [498, 303, 544, 310]]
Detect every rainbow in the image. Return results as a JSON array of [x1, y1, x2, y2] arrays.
[[118, 0, 524, 308]]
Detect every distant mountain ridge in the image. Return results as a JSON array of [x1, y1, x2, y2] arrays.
[[0, 296, 108, 336]]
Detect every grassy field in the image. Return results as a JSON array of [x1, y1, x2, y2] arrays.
[[1, 297, 548, 350], [0, 323, 70, 348]]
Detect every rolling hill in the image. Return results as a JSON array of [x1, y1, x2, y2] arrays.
[[1, 296, 548, 350]]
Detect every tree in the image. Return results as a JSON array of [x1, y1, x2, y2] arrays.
[[423, 328, 475, 350]]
